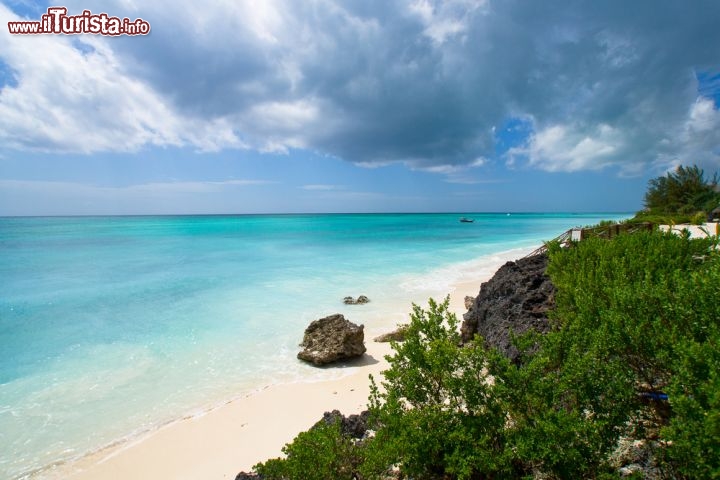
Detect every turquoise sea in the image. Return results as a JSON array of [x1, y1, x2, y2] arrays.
[[0, 213, 630, 478]]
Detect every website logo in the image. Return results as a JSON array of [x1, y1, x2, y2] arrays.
[[8, 7, 151, 36]]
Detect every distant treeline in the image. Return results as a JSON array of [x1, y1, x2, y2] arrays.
[[635, 164, 720, 224]]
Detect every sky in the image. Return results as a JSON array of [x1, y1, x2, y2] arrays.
[[0, 0, 719, 215]]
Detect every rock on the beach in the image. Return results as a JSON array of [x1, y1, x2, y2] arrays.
[[373, 325, 408, 343], [343, 295, 370, 305], [235, 473, 262, 480], [316, 409, 371, 439], [464, 295, 475, 310], [297, 314, 366, 366], [460, 253, 554, 363]]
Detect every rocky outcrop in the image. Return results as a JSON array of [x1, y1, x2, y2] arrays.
[[297, 314, 366, 366], [461, 253, 555, 363], [609, 438, 662, 479], [235, 473, 262, 480], [464, 295, 475, 310], [373, 325, 408, 343], [316, 409, 370, 439], [343, 295, 370, 305]]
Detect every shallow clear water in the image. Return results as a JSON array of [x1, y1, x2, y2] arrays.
[[0, 213, 629, 478]]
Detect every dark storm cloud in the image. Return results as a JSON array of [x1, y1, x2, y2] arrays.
[[3, 0, 720, 173]]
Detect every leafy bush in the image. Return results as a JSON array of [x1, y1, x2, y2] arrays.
[[657, 254, 720, 479], [691, 211, 708, 225], [632, 211, 696, 225], [545, 231, 720, 478], [363, 297, 516, 479], [251, 231, 720, 479], [254, 418, 360, 480]]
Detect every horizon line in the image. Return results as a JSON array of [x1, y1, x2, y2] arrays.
[[0, 211, 636, 219]]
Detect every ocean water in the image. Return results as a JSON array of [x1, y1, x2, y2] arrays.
[[0, 213, 629, 478]]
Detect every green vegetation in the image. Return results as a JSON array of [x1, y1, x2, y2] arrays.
[[253, 230, 720, 479], [255, 419, 360, 480], [364, 298, 513, 479], [634, 165, 720, 224], [253, 165, 720, 478], [543, 232, 720, 479]]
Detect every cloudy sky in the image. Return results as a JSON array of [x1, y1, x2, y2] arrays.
[[0, 0, 718, 215]]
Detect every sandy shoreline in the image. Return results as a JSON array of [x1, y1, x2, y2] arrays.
[[33, 268, 512, 480]]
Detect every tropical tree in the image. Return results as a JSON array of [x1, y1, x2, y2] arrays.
[[643, 165, 720, 215]]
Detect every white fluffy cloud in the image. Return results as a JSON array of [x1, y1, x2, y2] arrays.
[[666, 98, 720, 169], [1, 0, 719, 174], [509, 123, 623, 172], [0, 4, 247, 152]]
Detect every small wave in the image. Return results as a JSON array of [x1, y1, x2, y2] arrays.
[[398, 246, 536, 294]]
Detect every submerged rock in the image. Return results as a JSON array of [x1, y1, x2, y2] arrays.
[[297, 314, 366, 366], [460, 253, 555, 363], [343, 295, 370, 305]]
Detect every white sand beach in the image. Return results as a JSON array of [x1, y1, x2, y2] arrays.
[[33, 280, 488, 480]]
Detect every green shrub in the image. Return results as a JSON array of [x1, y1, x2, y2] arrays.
[[643, 165, 720, 216], [545, 230, 719, 477], [691, 211, 708, 225], [251, 231, 720, 479], [254, 419, 360, 480], [658, 255, 720, 479], [364, 297, 517, 479], [631, 211, 695, 225]]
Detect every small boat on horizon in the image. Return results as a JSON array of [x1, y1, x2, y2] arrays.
[[459, 217, 474, 223]]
